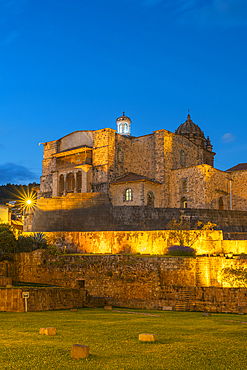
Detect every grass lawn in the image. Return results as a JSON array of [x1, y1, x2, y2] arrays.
[[1, 308, 246, 370]]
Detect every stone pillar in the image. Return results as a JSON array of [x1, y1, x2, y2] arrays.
[[63, 175, 67, 196], [74, 173, 77, 193], [81, 170, 87, 193]]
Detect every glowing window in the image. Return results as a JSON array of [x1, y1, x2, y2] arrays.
[[180, 197, 187, 208], [125, 188, 132, 202]]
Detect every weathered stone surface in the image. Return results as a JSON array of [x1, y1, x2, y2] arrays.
[[203, 312, 212, 317], [104, 306, 112, 311], [70, 308, 77, 312], [71, 344, 89, 359], [39, 327, 56, 335], [162, 306, 173, 311], [139, 333, 156, 342], [0, 277, 12, 287]]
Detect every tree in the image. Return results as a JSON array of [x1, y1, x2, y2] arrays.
[[166, 217, 217, 248], [0, 222, 16, 260]]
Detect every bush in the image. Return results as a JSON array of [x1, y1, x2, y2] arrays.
[[218, 267, 247, 287], [0, 222, 16, 260], [17, 232, 48, 253], [16, 235, 35, 252], [167, 245, 196, 256]]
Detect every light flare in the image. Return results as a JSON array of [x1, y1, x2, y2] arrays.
[[14, 187, 37, 212]]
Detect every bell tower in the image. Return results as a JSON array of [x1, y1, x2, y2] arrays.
[[116, 112, 131, 136]]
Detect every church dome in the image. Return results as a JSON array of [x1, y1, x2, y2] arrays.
[[116, 112, 131, 123], [175, 114, 205, 139]]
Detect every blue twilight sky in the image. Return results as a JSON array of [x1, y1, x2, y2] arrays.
[[0, 0, 247, 185]]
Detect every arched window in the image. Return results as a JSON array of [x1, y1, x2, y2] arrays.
[[219, 197, 224, 210], [66, 173, 75, 193], [147, 191, 154, 207], [124, 123, 128, 133], [59, 174, 64, 195], [124, 188, 132, 202], [76, 171, 82, 192], [180, 197, 187, 208], [180, 150, 186, 167], [180, 179, 187, 192]]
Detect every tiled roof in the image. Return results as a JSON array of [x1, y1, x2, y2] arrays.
[[226, 163, 247, 172], [110, 172, 161, 185]]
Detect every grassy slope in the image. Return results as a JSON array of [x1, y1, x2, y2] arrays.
[[0, 308, 246, 370]]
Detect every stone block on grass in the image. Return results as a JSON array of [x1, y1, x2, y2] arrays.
[[139, 333, 156, 342], [203, 313, 212, 317], [39, 327, 56, 336], [162, 306, 173, 311], [70, 309, 77, 312], [71, 344, 89, 359], [104, 306, 112, 311]]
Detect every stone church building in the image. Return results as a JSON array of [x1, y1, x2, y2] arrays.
[[39, 112, 246, 210], [28, 113, 247, 232]]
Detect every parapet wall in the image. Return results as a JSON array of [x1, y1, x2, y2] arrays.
[[29, 193, 247, 232]]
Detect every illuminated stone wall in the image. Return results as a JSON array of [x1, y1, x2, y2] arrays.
[[40, 140, 57, 197], [110, 181, 161, 207], [35, 229, 227, 255], [5, 251, 247, 312], [41, 230, 247, 255], [0, 288, 86, 312], [171, 165, 230, 209], [231, 170, 247, 211]]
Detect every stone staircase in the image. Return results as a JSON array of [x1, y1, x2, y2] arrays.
[[173, 287, 194, 311]]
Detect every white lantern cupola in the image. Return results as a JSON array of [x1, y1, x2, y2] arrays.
[[116, 112, 131, 136]]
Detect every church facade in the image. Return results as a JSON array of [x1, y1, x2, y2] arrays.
[[38, 112, 247, 212]]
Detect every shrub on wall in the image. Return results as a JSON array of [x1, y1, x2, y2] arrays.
[[167, 245, 195, 256], [166, 218, 217, 249], [218, 267, 247, 287]]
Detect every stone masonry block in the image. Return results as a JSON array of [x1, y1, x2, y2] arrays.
[[162, 306, 173, 311], [39, 327, 56, 335], [139, 333, 156, 342], [104, 306, 112, 310], [71, 344, 89, 359]]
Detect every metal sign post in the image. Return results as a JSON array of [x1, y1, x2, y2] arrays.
[[22, 292, 29, 312]]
